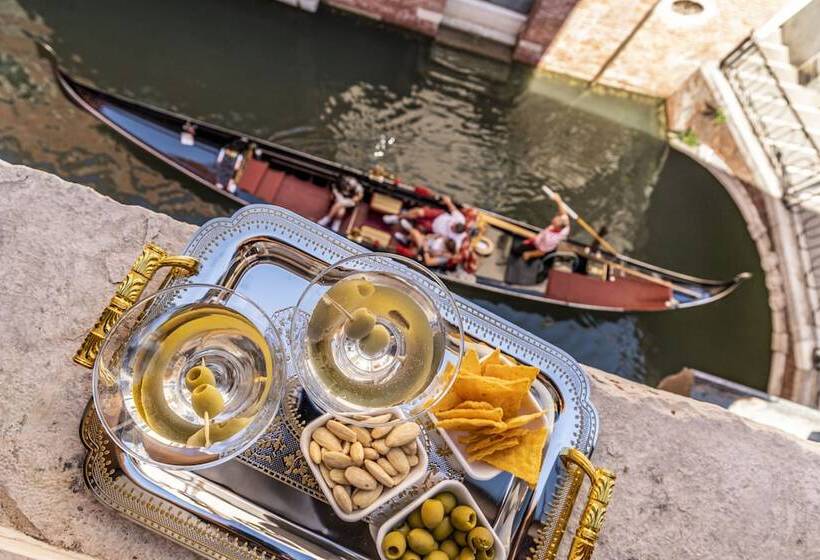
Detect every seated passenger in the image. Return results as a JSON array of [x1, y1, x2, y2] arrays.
[[394, 226, 458, 268], [384, 195, 467, 246], [516, 193, 570, 261], [318, 176, 364, 232]]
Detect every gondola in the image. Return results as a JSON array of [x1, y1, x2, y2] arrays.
[[43, 44, 750, 313]]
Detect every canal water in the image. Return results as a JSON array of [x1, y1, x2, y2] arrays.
[[1, 0, 771, 389]]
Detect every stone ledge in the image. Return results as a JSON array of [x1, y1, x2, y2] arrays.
[[0, 164, 817, 559]]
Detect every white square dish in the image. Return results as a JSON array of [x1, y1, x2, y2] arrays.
[[300, 412, 429, 522], [375, 479, 507, 560], [431, 345, 555, 481]]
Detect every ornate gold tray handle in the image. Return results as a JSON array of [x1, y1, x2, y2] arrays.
[[542, 448, 616, 560], [73, 243, 199, 368]]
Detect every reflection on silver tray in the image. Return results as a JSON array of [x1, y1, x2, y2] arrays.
[[81, 205, 599, 560]]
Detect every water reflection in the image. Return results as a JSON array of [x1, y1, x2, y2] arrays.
[[3, 0, 770, 388]]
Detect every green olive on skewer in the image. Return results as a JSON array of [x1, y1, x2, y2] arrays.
[[191, 383, 225, 447], [344, 307, 376, 340], [185, 361, 216, 392]]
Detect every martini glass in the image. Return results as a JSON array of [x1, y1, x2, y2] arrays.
[[289, 253, 463, 426], [93, 283, 285, 469]]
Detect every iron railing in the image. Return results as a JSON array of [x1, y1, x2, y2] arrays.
[[721, 37, 820, 207]]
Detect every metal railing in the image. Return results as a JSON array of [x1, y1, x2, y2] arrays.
[[721, 37, 820, 207]]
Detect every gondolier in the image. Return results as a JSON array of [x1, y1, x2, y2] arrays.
[[515, 192, 570, 262]]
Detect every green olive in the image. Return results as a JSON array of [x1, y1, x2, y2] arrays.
[[360, 324, 391, 355], [344, 308, 376, 340], [191, 384, 224, 418], [453, 532, 467, 547], [450, 505, 477, 532], [185, 365, 216, 391], [424, 552, 449, 560], [439, 540, 459, 560], [466, 527, 493, 552], [431, 517, 453, 541], [421, 499, 445, 529], [382, 531, 407, 560], [475, 547, 495, 560], [407, 509, 424, 529], [401, 553, 421, 560], [396, 523, 411, 537], [434, 492, 458, 514], [456, 549, 475, 560], [407, 528, 437, 556]]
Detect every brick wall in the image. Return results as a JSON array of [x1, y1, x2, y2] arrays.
[[325, 0, 446, 36]]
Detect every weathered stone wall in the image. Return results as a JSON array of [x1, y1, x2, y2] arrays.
[[0, 164, 818, 559], [538, 0, 789, 97], [324, 0, 446, 36]]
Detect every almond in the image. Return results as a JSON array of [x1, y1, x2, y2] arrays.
[[312, 427, 342, 452], [364, 459, 396, 488], [332, 485, 353, 514], [344, 466, 378, 490], [386, 448, 410, 475], [377, 457, 398, 476], [329, 468, 348, 485], [326, 419, 357, 443], [319, 463, 335, 489], [352, 485, 383, 508], [363, 447, 380, 461], [372, 439, 390, 455], [385, 422, 420, 447], [350, 442, 364, 466], [322, 450, 352, 469], [308, 441, 322, 464], [408, 454, 419, 467], [402, 441, 418, 456], [341, 441, 350, 454], [352, 426, 372, 446], [371, 425, 393, 439]]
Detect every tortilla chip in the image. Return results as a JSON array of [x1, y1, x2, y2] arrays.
[[480, 348, 504, 369], [431, 389, 461, 414], [457, 401, 494, 410], [436, 407, 504, 421], [506, 410, 545, 428], [462, 349, 482, 376], [484, 364, 539, 383], [436, 418, 507, 431], [467, 438, 520, 462], [454, 375, 530, 418], [482, 427, 549, 488], [463, 428, 527, 454]]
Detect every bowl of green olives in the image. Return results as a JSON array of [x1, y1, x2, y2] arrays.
[[375, 480, 505, 560]]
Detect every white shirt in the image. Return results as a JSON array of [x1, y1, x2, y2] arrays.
[[432, 210, 466, 245], [533, 225, 569, 253]]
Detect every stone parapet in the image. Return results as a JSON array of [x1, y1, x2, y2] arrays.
[[0, 164, 818, 559]]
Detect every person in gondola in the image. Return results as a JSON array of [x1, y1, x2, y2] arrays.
[[383, 194, 467, 246], [393, 226, 459, 268], [318, 175, 364, 232], [516, 192, 570, 262]]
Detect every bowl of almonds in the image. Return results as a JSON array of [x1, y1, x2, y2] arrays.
[[300, 410, 429, 522]]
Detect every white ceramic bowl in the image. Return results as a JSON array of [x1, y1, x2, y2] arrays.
[[432, 345, 554, 480], [375, 479, 507, 560], [300, 411, 429, 522]]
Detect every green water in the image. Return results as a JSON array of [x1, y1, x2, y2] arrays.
[[0, 0, 771, 388]]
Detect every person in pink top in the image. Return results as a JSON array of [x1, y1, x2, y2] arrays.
[[521, 192, 570, 261]]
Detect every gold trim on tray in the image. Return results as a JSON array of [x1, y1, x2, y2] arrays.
[[73, 243, 199, 368]]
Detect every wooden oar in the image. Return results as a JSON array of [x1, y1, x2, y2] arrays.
[[540, 186, 701, 299]]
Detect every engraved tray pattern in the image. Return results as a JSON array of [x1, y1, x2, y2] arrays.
[[81, 205, 599, 560]]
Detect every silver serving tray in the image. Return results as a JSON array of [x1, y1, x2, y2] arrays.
[[81, 205, 599, 560]]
